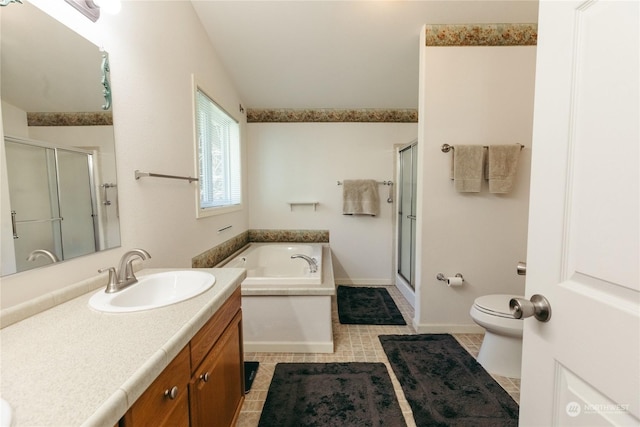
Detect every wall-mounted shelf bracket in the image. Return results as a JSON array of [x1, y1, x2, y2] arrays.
[[288, 202, 319, 211]]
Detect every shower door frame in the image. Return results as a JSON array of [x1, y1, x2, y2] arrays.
[[394, 140, 417, 307], [4, 136, 99, 272]]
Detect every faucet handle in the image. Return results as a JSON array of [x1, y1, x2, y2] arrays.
[[98, 267, 118, 293], [98, 267, 115, 276]]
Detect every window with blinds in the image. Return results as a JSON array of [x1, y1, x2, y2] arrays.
[[195, 87, 241, 216]]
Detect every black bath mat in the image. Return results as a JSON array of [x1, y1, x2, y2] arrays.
[[337, 285, 406, 325], [379, 334, 519, 427], [244, 361, 259, 394], [258, 362, 406, 427]]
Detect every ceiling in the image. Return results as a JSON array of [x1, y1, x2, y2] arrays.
[[191, 0, 539, 110]]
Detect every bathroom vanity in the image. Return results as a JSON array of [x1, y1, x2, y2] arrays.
[[121, 288, 243, 426], [0, 268, 246, 427]]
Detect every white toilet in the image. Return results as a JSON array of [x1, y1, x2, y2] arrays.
[[470, 294, 524, 379]]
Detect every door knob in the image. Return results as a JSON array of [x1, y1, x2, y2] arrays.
[[517, 261, 527, 276], [509, 294, 551, 322]]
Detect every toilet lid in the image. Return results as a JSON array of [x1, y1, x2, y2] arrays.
[[474, 294, 519, 318]]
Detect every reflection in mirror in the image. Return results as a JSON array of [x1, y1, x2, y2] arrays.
[[0, 1, 121, 276]]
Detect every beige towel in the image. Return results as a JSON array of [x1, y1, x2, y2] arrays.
[[486, 145, 521, 193], [342, 179, 380, 216], [450, 145, 484, 193]]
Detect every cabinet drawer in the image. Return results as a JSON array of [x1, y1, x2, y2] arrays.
[[123, 345, 190, 427], [190, 288, 241, 372]]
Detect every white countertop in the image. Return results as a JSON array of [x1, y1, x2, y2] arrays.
[[0, 267, 246, 427]]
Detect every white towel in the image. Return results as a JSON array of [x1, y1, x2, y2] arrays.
[[451, 145, 484, 193], [342, 179, 380, 216], [486, 145, 521, 193]]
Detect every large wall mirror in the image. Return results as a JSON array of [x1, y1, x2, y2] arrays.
[[0, 1, 121, 276]]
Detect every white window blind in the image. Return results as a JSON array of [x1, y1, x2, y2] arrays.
[[195, 88, 241, 211]]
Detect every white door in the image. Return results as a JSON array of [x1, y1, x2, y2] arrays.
[[520, 0, 639, 425]]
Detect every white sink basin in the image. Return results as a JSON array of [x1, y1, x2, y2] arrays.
[[89, 270, 215, 313]]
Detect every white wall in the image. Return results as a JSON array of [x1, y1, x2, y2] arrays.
[[1, 102, 29, 138], [415, 44, 537, 331], [247, 123, 416, 284], [0, 1, 248, 308]]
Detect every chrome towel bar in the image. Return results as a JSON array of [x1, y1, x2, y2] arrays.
[[441, 143, 524, 153], [135, 170, 198, 183], [337, 180, 393, 185], [338, 180, 394, 203]]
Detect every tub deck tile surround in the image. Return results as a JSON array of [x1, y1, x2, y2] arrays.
[[192, 231, 250, 269], [237, 286, 520, 427], [248, 229, 329, 243], [191, 229, 329, 269]]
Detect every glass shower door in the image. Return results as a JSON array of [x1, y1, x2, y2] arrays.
[[5, 140, 98, 272], [57, 149, 97, 259], [398, 143, 417, 289], [5, 141, 62, 272]]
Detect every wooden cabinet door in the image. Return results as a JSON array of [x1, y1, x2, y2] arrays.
[[190, 311, 244, 427], [122, 346, 190, 427]]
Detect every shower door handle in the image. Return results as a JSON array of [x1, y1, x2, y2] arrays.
[[11, 211, 18, 239], [407, 215, 416, 220]]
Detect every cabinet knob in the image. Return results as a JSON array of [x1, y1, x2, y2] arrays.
[[164, 386, 179, 400], [199, 372, 210, 383]]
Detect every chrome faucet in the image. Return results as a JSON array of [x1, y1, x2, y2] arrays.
[[99, 248, 151, 293], [291, 254, 318, 273], [27, 249, 60, 264]]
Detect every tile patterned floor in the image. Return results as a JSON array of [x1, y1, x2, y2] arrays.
[[236, 286, 520, 427]]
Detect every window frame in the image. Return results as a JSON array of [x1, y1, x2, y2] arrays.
[[192, 78, 243, 218]]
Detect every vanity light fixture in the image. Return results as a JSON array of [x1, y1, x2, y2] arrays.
[[64, 0, 121, 22]]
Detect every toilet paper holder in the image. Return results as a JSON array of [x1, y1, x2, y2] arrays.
[[436, 273, 464, 282]]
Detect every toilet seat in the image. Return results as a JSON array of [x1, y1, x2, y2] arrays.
[[473, 294, 517, 319], [470, 293, 524, 378]]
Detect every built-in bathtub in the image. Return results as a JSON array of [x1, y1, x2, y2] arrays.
[[223, 242, 323, 285], [220, 242, 335, 353]]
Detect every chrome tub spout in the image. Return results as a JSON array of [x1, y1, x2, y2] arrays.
[[291, 254, 318, 273], [27, 249, 60, 264]]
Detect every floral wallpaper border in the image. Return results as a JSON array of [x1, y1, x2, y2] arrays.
[[425, 23, 537, 47], [27, 112, 113, 126], [249, 229, 330, 243], [191, 229, 330, 268], [247, 109, 418, 123]]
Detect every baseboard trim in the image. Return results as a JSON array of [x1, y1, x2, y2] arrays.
[[244, 341, 334, 354], [335, 279, 392, 286], [413, 324, 485, 334]]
